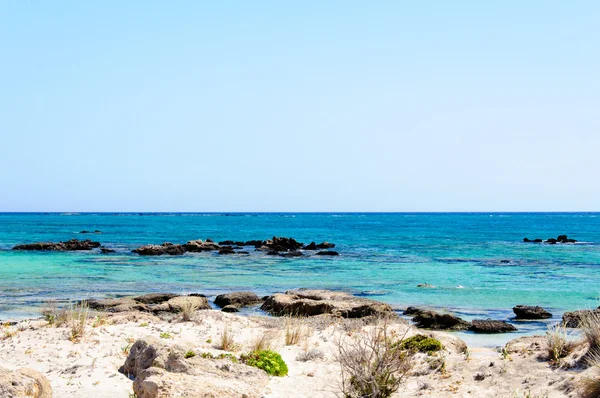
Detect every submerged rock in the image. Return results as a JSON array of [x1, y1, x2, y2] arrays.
[[260, 289, 393, 318], [13, 239, 101, 251], [100, 247, 115, 254], [315, 251, 339, 256], [132, 243, 185, 256], [470, 319, 517, 333], [0, 367, 52, 398], [121, 337, 268, 398], [513, 305, 552, 319], [214, 291, 262, 308]]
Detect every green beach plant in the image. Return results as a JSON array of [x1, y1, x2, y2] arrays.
[[397, 334, 442, 354], [240, 350, 288, 376]]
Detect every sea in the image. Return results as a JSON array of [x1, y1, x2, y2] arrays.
[[1, 212, 599, 346]]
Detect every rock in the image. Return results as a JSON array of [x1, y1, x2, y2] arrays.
[[264, 236, 304, 252], [80, 230, 102, 234], [316, 242, 335, 249], [500, 260, 511, 263], [523, 238, 543, 243], [316, 251, 339, 256], [182, 239, 221, 252], [134, 293, 178, 304], [154, 296, 211, 313], [0, 367, 52, 398], [411, 310, 471, 331], [416, 283, 434, 288], [513, 305, 552, 319], [218, 247, 235, 255], [305, 242, 318, 250], [260, 289, 393, 318], [88, 298, 141, 312], [13, 239, 101, 251], [280, 251, 303, 257], [214, 291, 262, 308], [546, 238, 557, 244], [132, 243, 185, 256], [122, 337, 268, 398], [244, 240, 265, 247], [221, 305, 239, 313], [562, 308, 600, 328], [403, 306, 423, 316], [100, 247, 115, 254], [218, 240, 245, 246], [469, 319, 517, 333]]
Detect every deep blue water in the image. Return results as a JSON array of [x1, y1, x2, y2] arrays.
[[1, 212, 599, 343]]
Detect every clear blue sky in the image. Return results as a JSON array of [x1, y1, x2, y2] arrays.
[[1, 1, 598, 212]]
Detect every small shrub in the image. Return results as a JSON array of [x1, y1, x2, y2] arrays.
[[180, 301, 199, 322], [185, 350, 196, 358], [160, 332, 172, 339], [122, 343, 132, 355], [296, 348, 325, 362], [581, 349, 600, 398], [139, 322, 149, 327], [241, 350, 288, 376], [398, 335, 442, 354], [580, 310, 600, 352], [336, 318, 412, 398], [545, 323, 573, 363], [206, 338, 212, 344], [285, 317, 307, 346], [93, 315, 107, 328]]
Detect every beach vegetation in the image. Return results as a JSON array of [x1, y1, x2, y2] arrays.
[[92, 314, 107, 328], [285, 317, 307, 346], [336, 318, 412, 398], [159, 332, 172, 339], [545, 323, 574, 364], [296, 348, 325, 362], [219, 324, 235, 351], [69, 301, 89, 342], [397, 334, 442, 354], [121, 342, 132, 355], [240, 350, 288, 376], [184, 350, 196, 358], [180, 301, 199, 322], [139, 322, 149, 327], [250, 331, 277, 352], [579, 309, 600, 353], [580, 349, 600, 398]]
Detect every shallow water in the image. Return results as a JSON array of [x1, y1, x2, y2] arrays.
[[1, 212, 598, 346]]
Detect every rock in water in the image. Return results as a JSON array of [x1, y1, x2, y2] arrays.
[[121, 337, 268, 398], [214, 291, 262, 308], [470, 319, 517, 333], [513, 305, 552, 319], [183, 239, 221, 252], [562, 307, 600, 328], [260, 289, 393, 318], [315, 251, 339, 256], [12, 239, 101, 251], [132, 243, 185, 255], [0, 367, 52, 398], [411, 310, 471, 331]]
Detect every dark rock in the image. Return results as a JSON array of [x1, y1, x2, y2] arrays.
[[133, 243, 185, 256], [264, 236, 303, 252], [266, 251, 279, 256], [280, 251, 303, 257], [221, 305, 239, 313], [13, 239, 101, 251], [500, 260, 511, 263], [214, 292, 262, 308], [183, 239, 220, 252], [237, 251, 250, 255], [412, 310, 471, 331], [523, 238, 543, 243], [316, 251, 339, 256], [474, 373, 486, 381], [316, 242, 335, 249], [469, 319, 517, 333], [205, 238, 214, 243], [562, 307, 600, 328], [534, 239, 543, 243], [513, 305, 552, 319], [100, 248, 116, 254], [244, 240, 265, 247], [261, 289, 394, 318], [403, 306, 423, 316], [218, 247, 235, 255], [218, 240, 245, 246], [305, 242, 318, 250], [546, 238, 557, 244]]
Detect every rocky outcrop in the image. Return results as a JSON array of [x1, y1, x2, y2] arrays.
[[316, 251, 339, 256], [121, 337, 268, 398], [305, 242, 335, 250], [88, 294, 209, 314], [523, 235, 577, 244], [183, 239, 221, 252], [214, 291, 262, 308], [12, 239, 101, 251], [409, 309, 471, 331], [0, 367, 52, 398], [132, 243, 185, 255], [513, 305, 552, 319], [100, 247, 115, 254], [562, 307, 600, 328], [260, 289, 393, 318], [470, 319, 517, 333]]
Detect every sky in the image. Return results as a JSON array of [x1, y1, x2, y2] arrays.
[[1, 1, 599, 212]]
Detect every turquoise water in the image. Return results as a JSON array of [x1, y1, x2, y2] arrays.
[[1, 212, 599, 342]]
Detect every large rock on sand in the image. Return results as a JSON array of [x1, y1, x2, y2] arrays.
[[13, 239, 100, 251], [151, 296, 211, 313], [260, 289, 393, 318], [214, 291, 262, 308], [122, 337, 268, 398], [513, 305, 552, 319], [0, 367, 52, 398], [132, 243, 185, 256], [562, 307, 600, 328], [88, 294, 209, 314]]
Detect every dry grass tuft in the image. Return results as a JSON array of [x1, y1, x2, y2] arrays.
[[296, 348, 325, 362], [285, 317, 309, 346], [336, 317, 412, 398], [181, 301, 199, 322], [219, 323, 235, 351], [580, 349, 600, 398], [69, 301, 89, 342], [580, 310, 600, 353], [250, 331, 277, 352], [545, 323, 574, 364]]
